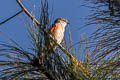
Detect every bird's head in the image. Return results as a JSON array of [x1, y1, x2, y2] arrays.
[[54, 18, 70, 27]]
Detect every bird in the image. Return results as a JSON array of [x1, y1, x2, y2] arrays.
[[39, 18, 70, 64], [49, 18, 70, 48]]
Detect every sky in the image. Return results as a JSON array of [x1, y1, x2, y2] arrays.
[[0, 0, 95, 53]]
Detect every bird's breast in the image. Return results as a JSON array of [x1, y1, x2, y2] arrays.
[[53, 25, 65, 44]]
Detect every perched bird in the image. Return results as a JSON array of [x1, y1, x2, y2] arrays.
[[50, 18, 70, 48], [39, 18, 69, 64]]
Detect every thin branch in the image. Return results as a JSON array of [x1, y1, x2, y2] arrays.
[[16, 0, 41, 28], [0, 10, 23, 25]]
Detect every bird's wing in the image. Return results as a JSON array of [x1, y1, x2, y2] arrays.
[[50, 24, 56, 33]]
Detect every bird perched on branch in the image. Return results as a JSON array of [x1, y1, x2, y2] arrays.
[[50, 18, 70, 48], [39, 18, 70, 64]]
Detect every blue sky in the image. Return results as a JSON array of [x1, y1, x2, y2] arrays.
[[0, 0, 95, 51]]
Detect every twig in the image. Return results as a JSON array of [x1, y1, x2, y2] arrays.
[[0, 10, 23, 25], [16, 0, 40, 26]]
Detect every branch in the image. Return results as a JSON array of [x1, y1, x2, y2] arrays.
[[16, 0, 40, 26], [0, 10, 23, 25]]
